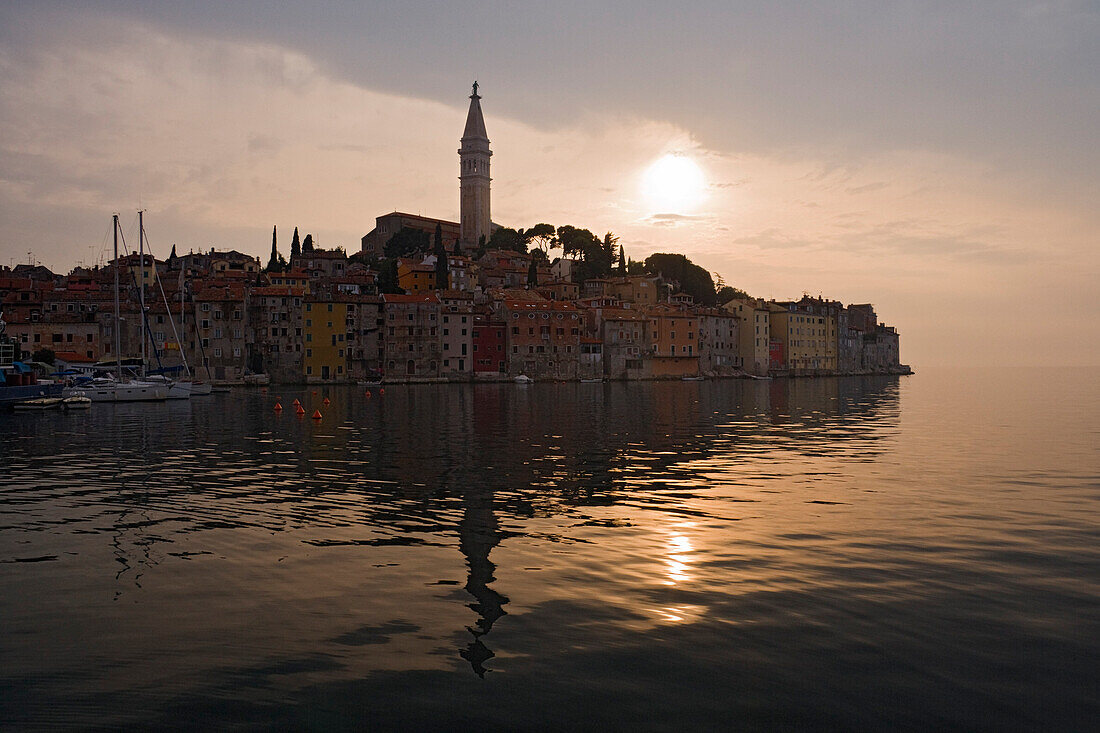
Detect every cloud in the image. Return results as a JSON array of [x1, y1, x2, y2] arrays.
[[644, 213, 712, 227], [0, 9, 1097, 366], [846, 182, 888, 195]]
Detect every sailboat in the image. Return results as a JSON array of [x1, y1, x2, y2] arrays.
[[67, 215, 169, 402]]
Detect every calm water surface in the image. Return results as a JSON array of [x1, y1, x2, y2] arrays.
[[1, 368, 1097, 730]]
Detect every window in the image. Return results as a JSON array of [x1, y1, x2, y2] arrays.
[[214, 348, 222, 357], [201, 303, 210, 312], [233, 347, 241, 357]]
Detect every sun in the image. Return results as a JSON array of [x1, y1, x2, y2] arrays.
[[640, 153, 706, 213]]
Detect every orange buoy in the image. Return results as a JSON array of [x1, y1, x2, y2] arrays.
[[311, 409, 322, 420], [311, 390, 317, 395], [365, 390, 371, 398], [322, 397, 330, 405], [295, 404, 305, 414], [379, 388, 385, 395], [273, 402, 282, 411]]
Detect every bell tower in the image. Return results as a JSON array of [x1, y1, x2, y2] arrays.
[[459, 82, 491, 247]]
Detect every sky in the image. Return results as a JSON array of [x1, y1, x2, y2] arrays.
[[1, 1, 1097, 367]]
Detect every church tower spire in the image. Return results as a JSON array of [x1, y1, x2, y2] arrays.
[[459, 81, 491, 247]]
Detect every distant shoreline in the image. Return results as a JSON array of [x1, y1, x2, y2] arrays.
[[233, 367, 914, 387]]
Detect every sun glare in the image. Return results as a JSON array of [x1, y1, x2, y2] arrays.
[[641, 153, 706, 213]]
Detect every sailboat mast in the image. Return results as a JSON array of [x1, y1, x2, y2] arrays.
[[138, 210, 146, 378], [113, 214, 121, 383]]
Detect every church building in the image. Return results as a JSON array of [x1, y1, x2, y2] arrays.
[[360, 83, 496, 259]]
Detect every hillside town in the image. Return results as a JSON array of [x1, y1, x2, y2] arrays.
[[0, 84, 907, 386]]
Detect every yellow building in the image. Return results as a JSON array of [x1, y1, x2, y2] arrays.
[[397, 261, 438, 294], [768, 303, 837, 374], [723, 297, 770, 376], [303, 299, 349, 382]]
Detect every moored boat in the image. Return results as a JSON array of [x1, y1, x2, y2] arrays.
[[189, 380, 213, 396], [14, 397, 63, 410], [68, 378, 169, 402], [61, 395, 92, 409]]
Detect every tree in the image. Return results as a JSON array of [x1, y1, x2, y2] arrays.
[[527, 257, 538, 287], [384, 227, 431, 259], [556, 225, 599, 260], [602, 232, 619, 266], [618, 244, 627, 275], [266, 226, 284, 273], [452, 238, 463, 257], [377, 259, 404, 294], [642, 253, 718, 305], [31, 348, 55, 365], [487, 227, 526, 254], [525, 223, 557, 256], [433, 224, 449, 290], [303, 234, 314, 253], [716, 285, 751, 303], [627, 258, 645, 275], [290, 227, 301, 260]]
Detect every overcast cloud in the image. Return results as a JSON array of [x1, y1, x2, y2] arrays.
[[1, 2, 1097, 366]]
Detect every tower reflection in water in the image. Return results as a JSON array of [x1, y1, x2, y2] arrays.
[[458, 486, 508, 677]]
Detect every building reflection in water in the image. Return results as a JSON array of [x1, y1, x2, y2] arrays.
[[34, 375, 904, 677]]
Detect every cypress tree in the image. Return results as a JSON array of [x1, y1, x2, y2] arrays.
[[618, 244, 627, 274], [291, 227, 301, 260], [452, 238, 463, 257], [527, 257, 538, 287], [433, 224, 449, 290], [303, 233, 314, 253], [266, 226, 282, 272]]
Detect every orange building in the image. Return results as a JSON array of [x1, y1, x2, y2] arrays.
[[397, 261, 438, 294], [645, 304, 700, 377]]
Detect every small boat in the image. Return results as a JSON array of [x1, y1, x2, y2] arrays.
[[14, 397, 63, 410], [188, 381, 213, 396], [357, 380, 383, 388], [681, 376, 704, 381], [144, 374, 192, 400], [579, 378, 603, 383], [514, 374, 533, 384], [62, 395, 92, 410]]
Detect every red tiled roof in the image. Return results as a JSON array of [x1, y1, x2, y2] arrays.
[[382, 293, 439, 304]]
